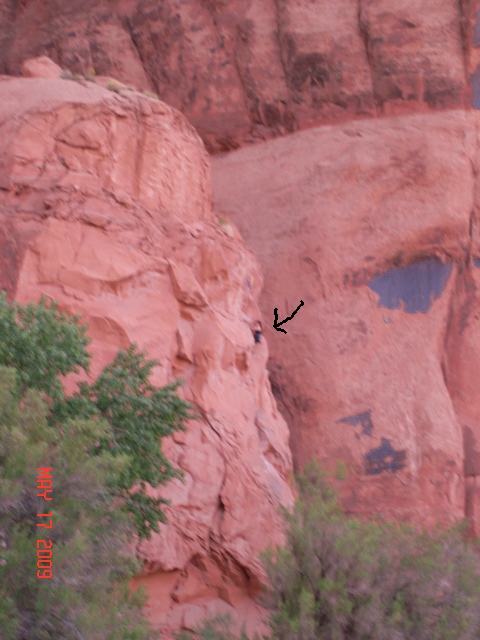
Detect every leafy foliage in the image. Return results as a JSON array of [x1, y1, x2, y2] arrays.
[[262, 462, 480, 640], [55, 344, 192, 540], [0, 366, 155, 639], [0, 293, 192, 540], [175, 614, 256, 640], [0, 292, 90, 403], [0, 294, 194, 637]]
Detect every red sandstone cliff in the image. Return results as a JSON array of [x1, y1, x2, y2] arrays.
[[5, 0, 480, 634], [1, 0, 480, 152], [213, 108, 480, 531], [0, 62, 293, 637]]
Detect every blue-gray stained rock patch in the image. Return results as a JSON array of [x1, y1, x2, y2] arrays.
[[364, 438, 407, 475], [472, 71, 480, 109], [473, 258, 480, 268], [474, 11, 480, 46], [368, 257, 452, 313], [337, 411, 373, 439]]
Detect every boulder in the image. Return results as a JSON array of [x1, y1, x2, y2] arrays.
[[22, 56, 62, 79]]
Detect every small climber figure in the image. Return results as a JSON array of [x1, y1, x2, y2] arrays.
[[253, 320, 262, 344]]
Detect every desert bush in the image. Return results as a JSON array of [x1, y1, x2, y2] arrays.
[[262, 462, 480, 640], [175, 613, 255, 640], [106, 80, 125, 93], [85, 67, 96, 81], [0, 293, 192, 541]]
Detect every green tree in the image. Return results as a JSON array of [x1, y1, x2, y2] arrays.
[[55, 344, 192, 540], [0, 292, 90, 403], [0, 293, 192, 540], [0, 294, 194, 637], [262, 462, 480, 640], [0, 366, 154, 639]]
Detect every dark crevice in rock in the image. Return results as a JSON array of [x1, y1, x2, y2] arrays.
[[457, 0, 473, 87], [357, 0, 379, 116], [472, 69, 480, 108], [464, 426, 480, 476], [123, 16, 150, 90], [272, 0, 293, 109]]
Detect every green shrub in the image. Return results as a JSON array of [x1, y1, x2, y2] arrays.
[[0, 366, 156, 639], [262, 462, 480, 640], [0, 294, 194, 637], [85, 67, 96, 81], [60, 70, 84, 82], [54, 343, 193, 540], [0, 292, 193, 541], [334, 460, 347, 481], [175, 613, 255, 640], [106, 80, 125, 93], [0, 292, 90, 403]]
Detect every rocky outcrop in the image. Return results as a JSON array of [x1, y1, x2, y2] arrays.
[[0, 0, 479, 151], [213, 108, 480, 532], [0, 67, 293, 637], [3, 0, 480, 628]]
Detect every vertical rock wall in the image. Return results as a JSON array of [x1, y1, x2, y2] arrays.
[[0, 0, 479, 151], [0, 72, 293, 637], [213, 109, 480, 530]]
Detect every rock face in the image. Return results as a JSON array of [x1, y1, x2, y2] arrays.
[[4, 0, 480, 631], [212, 107, 480, 532], [0, 69, 293, 637], [0, 0, 479, 152]]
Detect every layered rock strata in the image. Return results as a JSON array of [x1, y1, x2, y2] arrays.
[[1, 0, 479, 151]]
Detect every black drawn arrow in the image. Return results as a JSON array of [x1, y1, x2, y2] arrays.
[[273, 300, 304, 334]]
